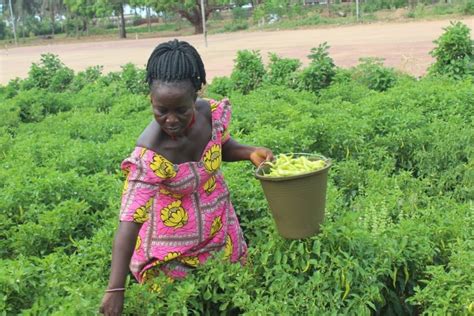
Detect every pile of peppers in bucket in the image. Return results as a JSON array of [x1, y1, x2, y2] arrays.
[[262, 154, 326, 177]]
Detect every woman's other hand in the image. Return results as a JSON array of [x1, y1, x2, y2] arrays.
[[249, 147, 274, 167], [99, 291, 125, 316]]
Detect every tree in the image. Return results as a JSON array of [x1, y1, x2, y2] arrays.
[[64, 0, 98, 37], [148, 0, 231, 34], [95, 0, 128, 38], [14, 0, 39, 39], [130, 0, 154, 32], [41, 0, 65, 35]]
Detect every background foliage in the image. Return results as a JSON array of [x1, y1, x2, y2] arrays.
[[2, 0, 474, 42], [0, 21, 473, 315]]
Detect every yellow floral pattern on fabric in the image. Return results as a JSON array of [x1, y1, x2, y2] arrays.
[[122, 176, 129, 195], [210, 216, 223, 237], [210, 100, 219, 112], [159, 188, 183, 199], [135, 236, 142, 251], [180, 256, 200, 267], [203, 176, 217, 194], [160, 200, 188, 228], [122, 166, 131, 195], [203, 144, 221, 173], [133, 197, 153, 223], [164, 252, 181, 262], [223, 234, 233, 260], [150, 154, 176, 179]]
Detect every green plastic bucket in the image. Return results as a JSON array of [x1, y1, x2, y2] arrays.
[[255, 154, 331, 239]]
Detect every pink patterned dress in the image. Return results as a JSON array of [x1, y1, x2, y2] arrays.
[[119, 99, 247, 284]]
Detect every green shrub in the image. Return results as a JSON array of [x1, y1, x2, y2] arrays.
[[1, 78, 22, 99], [0, 256, 41, 313], [429, 21, 474, 79], [352, 57, 398, 92], [9, 89, 73, 123], [0, 101, 21, 130], [232, 7, 250, 20], [10, 200, 98, 257], [98, 71, 122, 86], [463, 0, 474, 14], [207, 76, 234, 97], [23, 53, 74, 92], [297, 42, 336, 93], [69, 65, 104, 92], [264, 53, 301, 87], [230, 50, 266, 94], [408, 237, 474, 314], [223, 21, 249, 32], [120, 63, 148, 95]]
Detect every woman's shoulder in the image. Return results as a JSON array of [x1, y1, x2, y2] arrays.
[[136, 120, 160, 152], [196, 98, 212, 123]]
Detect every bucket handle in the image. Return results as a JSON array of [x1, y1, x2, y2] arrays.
[[254, 152, 329, 174]]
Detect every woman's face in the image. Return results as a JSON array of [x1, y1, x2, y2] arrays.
[[150, 82, 196, 137]]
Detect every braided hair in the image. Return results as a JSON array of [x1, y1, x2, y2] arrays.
[[146, 39, 206, 92]]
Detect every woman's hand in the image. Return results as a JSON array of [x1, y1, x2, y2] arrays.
[[249, 147, 274, 167], [99, 291, 125, 316]]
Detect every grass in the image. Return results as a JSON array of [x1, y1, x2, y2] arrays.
[[87, 21, 190, 36], [0, 21, 195, 47], [404, 2, 473, 19]]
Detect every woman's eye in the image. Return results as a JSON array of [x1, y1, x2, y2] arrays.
[[155, 108, 167, 115]]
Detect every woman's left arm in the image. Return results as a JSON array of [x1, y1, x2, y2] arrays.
[[222, 138, 273, 167]]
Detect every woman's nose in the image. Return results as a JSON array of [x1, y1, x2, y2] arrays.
[[165, 113, 179, 124]]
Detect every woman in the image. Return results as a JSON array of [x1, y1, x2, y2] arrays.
[[100, 39, 273, 315]]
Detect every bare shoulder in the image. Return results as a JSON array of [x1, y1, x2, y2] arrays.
[[136, 119, 160, 150], [196, 98, 211, 123]]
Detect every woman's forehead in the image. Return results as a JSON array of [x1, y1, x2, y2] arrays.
[[150, 82, 196, 106], [151, 80, 194, 93]]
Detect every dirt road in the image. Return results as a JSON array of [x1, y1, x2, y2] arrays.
[[1, 18, 473, 85]]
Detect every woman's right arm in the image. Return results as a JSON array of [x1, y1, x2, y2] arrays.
[[99, 221, 142, 316]]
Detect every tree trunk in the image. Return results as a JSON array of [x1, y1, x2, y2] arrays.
[[119, 4, 126, 38], [178, 6, 212, 34], [194, 13, 203, 34], [65, 10, 70, 36], [147, 7, 151, 32], [51, 4, 55, 36], [21, 17, 25, 39], [75, 17, 79, 38]]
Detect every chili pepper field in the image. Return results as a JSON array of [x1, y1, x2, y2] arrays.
[[0, 23, 473, 315]]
